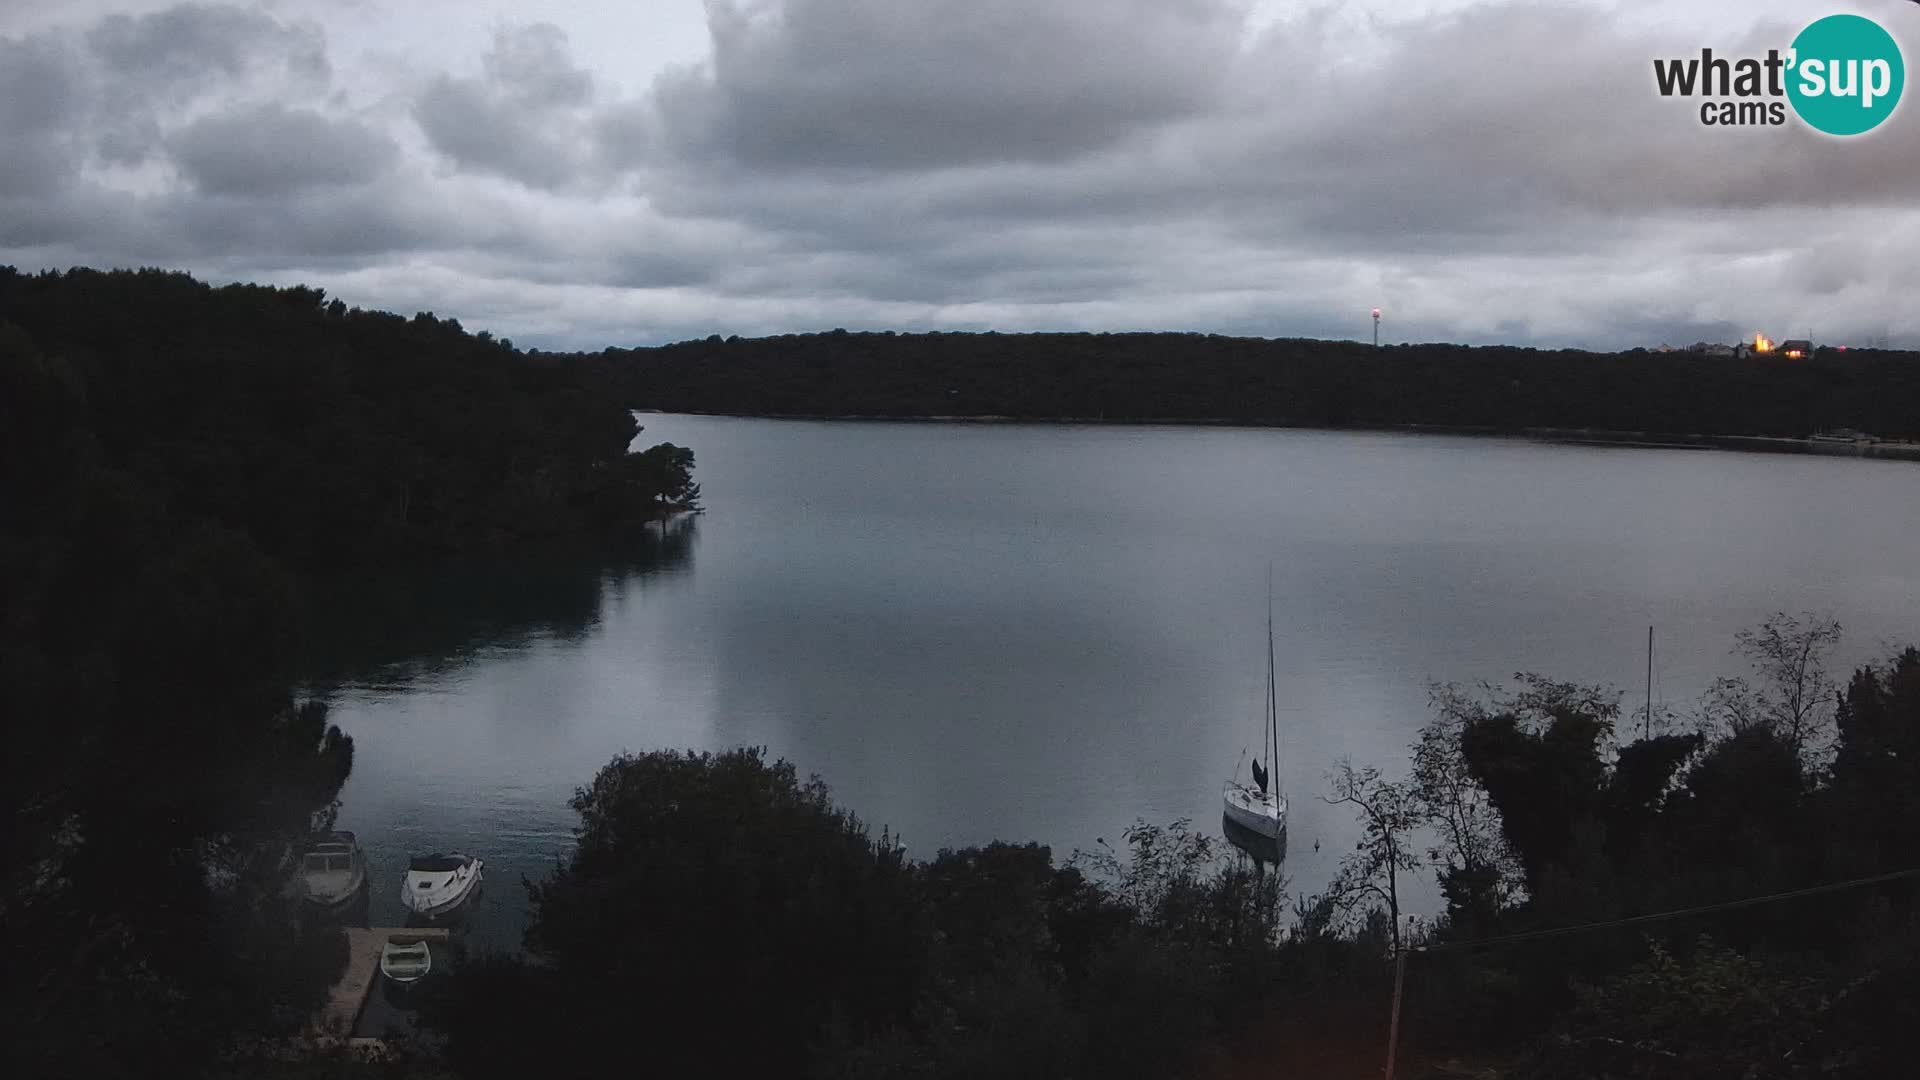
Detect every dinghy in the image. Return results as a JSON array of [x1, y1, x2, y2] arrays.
[[380, 938, 433, 985]]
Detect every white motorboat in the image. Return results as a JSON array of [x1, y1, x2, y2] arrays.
[[299, 831, 368, 910], [400, 852, 483, 919], [1222, 581, 1287, 846], [380, 938, 433, 985]]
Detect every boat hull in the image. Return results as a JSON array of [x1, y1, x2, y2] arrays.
[[300, 833, 369, 914], [302, 868, 368, 911], [1222, 782, 1286, 839], [1221, 811, 1287, 864], [400, 856, 484, 920], [380, 941, 433, 986], [402, 884, 480, 921]]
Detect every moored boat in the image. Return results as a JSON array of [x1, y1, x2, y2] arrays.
[[299, 831, 368, 910], [1223, 780, 1286, 841], [379, 937, 433, 985], [1221, 807, 1285, 864], [1222, 580, 1288, 851], [400, 852, 483, 919]]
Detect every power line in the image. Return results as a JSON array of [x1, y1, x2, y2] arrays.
[[1411, 864, 1920, 955], [1382, 865, 1920, 1078]]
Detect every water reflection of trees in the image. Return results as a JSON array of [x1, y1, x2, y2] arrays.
[[298, 517, 696, 690]]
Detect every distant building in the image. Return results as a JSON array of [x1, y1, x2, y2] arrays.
[[1680, 341, 1736, 356], [1778, 339, 1813, 359]]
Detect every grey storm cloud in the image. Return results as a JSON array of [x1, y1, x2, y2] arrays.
[[0, 34, 86, 197], [0, 3, 481, 271], [415, 24, 597, 190], [0, 1, 339, 186], [0, 33, 81, 133], [479, 21, 592, 108], [169, 103, 398, 195], [85, 2, 328, 88], [645, 0, 1247, 170], [4, 0, 1920, 351], [83, 2, 330, 167]]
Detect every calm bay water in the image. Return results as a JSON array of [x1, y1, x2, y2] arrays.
[[305, 416, 1920, 949]]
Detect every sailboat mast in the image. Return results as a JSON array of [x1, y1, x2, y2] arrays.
[[1645, 625, 1654, 741], [1266, 577, 1278, 786]]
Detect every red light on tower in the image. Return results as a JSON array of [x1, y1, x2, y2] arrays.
[[1371, 308, 1382, 348]]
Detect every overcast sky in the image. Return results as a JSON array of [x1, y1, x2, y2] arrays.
[[3, 0, 1916, 349]]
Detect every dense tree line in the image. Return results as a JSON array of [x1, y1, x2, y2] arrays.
[[0, 267, 699, 571], [420, 749, 1332, 1080], [0, 267, 698, 1075], [3, 319, 354, 1074], [1353, 618, 1920, 1077], [593, 330, 1920, 440]]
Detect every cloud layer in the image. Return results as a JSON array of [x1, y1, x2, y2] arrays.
[[2, 0, 1918, 349]]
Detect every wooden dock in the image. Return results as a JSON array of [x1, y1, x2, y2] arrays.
[[315, 927, 451, 1036]]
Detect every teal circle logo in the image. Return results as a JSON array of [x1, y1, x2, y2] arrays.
[[1787, 14, 1904, 136]]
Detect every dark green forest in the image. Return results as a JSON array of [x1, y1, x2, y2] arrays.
[[593, 330, 1920, 439], [0, 267, 699, 570], [0, 267, 696, 1076]]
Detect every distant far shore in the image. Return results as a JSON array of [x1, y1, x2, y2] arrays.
[[598, 331, 1920, 452], [638, 411, 1920, 462]]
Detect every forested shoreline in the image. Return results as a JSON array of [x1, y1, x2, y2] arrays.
[[0, 267, 699, 570], [592, 330, 1920, 441], [0, 267, 696, 1076]]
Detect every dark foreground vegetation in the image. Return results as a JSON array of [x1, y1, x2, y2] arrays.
[[0, 267, 695, 1076], [420, 749, 1297, 1080], [1371, 619, 1920, 1078], [594, 330, 1920, 439], [1, 267, 698, 570], [407, 618, 1920, 1080]]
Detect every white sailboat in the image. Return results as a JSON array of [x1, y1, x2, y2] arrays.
[[1223, 587, 1287, 845]]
